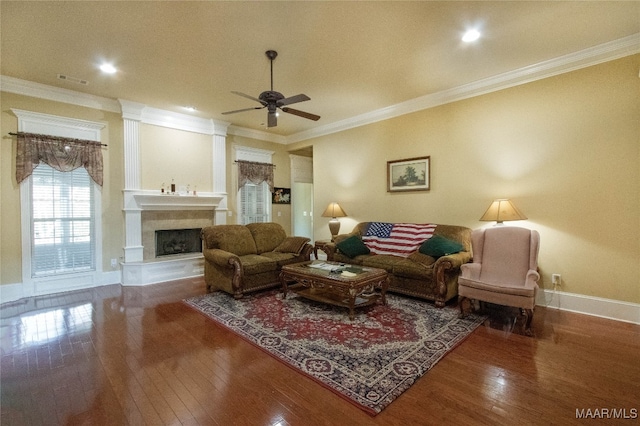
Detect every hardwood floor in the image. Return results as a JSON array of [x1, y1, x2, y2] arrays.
[[1, 278, 638, 425]]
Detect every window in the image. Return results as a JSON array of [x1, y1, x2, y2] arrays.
[[235, 146, 274, 225], [30, 164, 95, 277], [239, 182, 270, 224]]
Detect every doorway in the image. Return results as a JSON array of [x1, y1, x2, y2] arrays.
[[292, 182, 313, 240], [290, 152, 314, 242]]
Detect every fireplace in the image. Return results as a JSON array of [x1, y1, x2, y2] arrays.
[[155, 228, 202, 258]]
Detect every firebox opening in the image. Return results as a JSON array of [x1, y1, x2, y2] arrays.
[[155, 228, 202, 257]]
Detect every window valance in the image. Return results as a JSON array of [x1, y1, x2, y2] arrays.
[[14, 132, 104, 186], [237, 160, 275, 193]]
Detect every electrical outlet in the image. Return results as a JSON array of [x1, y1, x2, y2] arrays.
[[552, 274, 561, 287], [111, 258, 118, 269]]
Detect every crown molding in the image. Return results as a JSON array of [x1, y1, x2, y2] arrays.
[[286, 33, 640, 144], [0, 75, 121, 113], [228, 125, 287, 144], [3, 34, 638, 144]]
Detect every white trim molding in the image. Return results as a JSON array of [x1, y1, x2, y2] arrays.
[[287, 33, 640, 143], [537, 289, 640, 325], [3, 34, 638, 145], [10, 109, 108, 302]]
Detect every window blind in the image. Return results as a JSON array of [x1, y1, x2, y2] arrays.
[[30, 164, 95, 276], [240, 182, 269, 225]]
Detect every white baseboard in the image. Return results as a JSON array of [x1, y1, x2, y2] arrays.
[[3, 275, 639, 326], [0, 270, 122, 305], [537, 289, 640, 325], [0, 282, 24, 304]]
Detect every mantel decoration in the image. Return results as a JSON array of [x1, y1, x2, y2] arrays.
[[387, 156, 430, 192], [272, 187, 291, 204]]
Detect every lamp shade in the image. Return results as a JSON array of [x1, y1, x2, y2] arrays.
[[321, 202, 347, 218], [480, 199, 527, 223]]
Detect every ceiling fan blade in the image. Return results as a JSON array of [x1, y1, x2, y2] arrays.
[[231, 91, 265, 105], [267, 111, 277, 127], [221, 106, 264, 115], [281, 107, 321, 121], [277, 94, 310, 107]]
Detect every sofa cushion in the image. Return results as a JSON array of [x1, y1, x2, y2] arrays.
[[238, 254, 279, 275], [261, 251, 304, 267], [361, 254, 404, 273], [247, 222, 287, 253], [393, 258, 435, 280], [202, 225, 257, 256], [419, 235, 464, 257], [274, 236, 310, 255], [407, 251, 436, 267], [336, 235, 370, 258]]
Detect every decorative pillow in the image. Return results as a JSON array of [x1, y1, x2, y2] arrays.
[[336, 235, 370, 258], [419, 235, 464, 257], [274, 236, 310, 255]]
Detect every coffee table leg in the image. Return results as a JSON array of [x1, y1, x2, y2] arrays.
[[348, 289, 357, 320], [279, 271, 288, 299]]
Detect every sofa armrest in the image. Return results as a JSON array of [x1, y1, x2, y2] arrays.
[[203, 248, 240, 268], [434, 251, 472, 270], [321, 242, 338, 260], [300, 243, 314, 261], [432, 251, 472, 307]]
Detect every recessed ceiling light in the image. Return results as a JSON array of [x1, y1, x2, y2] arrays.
[[99, 63, 117, 74], [462, 29, 481, 43]]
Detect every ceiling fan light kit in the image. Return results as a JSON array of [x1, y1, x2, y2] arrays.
[[222, 50, 320, 128]]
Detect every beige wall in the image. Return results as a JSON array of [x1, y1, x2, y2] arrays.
[[2, 55, 638, 305], [297, 55, 639, 303], [0, 92, 124, 285], [140, 124, 213, 192]]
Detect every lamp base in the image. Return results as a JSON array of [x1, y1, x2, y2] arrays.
[[328, 218, 341, 241]]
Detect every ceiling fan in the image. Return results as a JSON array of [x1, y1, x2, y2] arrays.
[[222, 50, 320, 128]]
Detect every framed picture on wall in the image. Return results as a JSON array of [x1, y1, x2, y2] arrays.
[[272, 187, 291, 204], [387, 156, 430, 192]]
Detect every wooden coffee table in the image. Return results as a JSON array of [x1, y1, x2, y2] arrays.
[[280, 261, 389, 320]]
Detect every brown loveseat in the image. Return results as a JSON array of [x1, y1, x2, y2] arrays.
[[323, 222, 472, 307], [201, 222, 313, 298]]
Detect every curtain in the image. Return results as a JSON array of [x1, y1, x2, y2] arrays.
[[237, 160, 275, 193], [15, 132, 104, 186]]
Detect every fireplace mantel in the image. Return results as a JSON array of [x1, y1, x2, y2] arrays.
[[124, 189, 224, 211], [122, 189, 225, 284]]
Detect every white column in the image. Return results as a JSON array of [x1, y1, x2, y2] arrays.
[[212, 122, 229, 224], [119, 100, 146, 262]]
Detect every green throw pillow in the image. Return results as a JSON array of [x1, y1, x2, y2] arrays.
[[336, 235, 370, 258], [419, 235, 464, 257]]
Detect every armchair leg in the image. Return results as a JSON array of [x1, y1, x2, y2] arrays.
[[458, 296, 468, 318], [522, 308, 534, 336]]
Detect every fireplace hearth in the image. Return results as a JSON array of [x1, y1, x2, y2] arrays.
[[155, 228, 202, 257]]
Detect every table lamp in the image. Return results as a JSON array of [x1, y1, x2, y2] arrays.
[[322, 202, 347, 240]]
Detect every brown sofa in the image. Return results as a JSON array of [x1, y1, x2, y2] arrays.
[[323, 222, 472, 307], [201, 222, 313, 298]]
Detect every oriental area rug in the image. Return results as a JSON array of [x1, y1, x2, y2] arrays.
[[184, 290, 485, 415]]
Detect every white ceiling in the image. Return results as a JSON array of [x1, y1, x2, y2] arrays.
[[2, 1, 639, 138]]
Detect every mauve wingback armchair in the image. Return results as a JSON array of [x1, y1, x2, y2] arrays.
[[458, 226, 540, 336]]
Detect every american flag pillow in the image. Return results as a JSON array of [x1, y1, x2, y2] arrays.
[[362, 222, 437, 257]]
